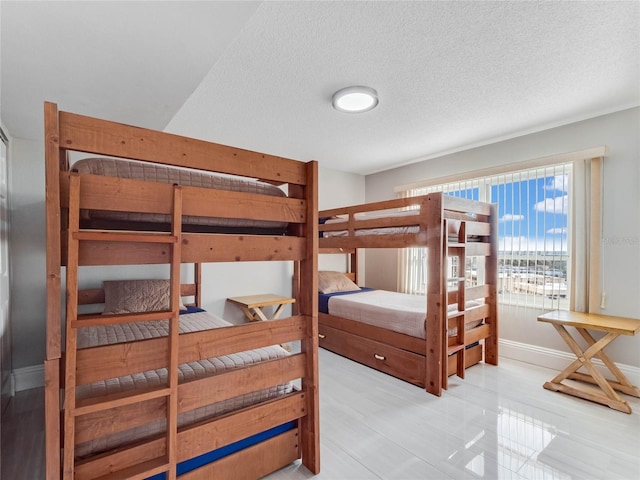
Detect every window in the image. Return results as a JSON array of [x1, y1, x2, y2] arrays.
[[397, 148, 605, 312]]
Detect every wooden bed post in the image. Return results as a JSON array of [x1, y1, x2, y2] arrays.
[[298, 160, 320, 474], [44, 101, 62, 479], [425, 193, 445, 396], [194, 262, 202, 308], [485, 203, 499, 365]]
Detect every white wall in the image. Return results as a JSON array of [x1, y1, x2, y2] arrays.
[[318, 167, 365, 274], [364, 107, 640, 367]]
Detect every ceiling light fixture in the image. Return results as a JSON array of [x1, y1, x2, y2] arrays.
[[332, 86, 378, 113]]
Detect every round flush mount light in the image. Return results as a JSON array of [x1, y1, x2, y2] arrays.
[[332, 86, 378, 113]]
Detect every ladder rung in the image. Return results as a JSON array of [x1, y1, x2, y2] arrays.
[[448, 344, 465, 355], [72, 310, 175, 328], [448, 243, 465, 248], [74, 230, 178, 244], [74, 385, 172, 417], [448, 310, 464, 319], [91, 456, 171, 480]]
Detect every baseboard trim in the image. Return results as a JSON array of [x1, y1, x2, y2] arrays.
[[11, 343, 640, 394], [499, 339, 640, 387], [13, 364, 44, 392]]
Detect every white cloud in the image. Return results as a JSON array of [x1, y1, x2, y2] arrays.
[[545, 174, 569, 192], [500, 214, 525, 222], [534, 195, 568, 214], [499, 236, 568, 253], [547, 227, 567, 235]]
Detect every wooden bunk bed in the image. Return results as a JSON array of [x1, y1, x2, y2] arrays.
[[44, 102, 319, 480], [318, 193, 498, 397]]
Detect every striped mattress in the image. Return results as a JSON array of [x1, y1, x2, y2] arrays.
[[75, 310, 292, 458]]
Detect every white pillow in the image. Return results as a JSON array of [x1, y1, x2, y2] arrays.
[[318, 271, 360, 294]]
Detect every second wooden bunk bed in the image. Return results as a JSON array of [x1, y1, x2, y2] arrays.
[[44, 102, 319, 479], [318, 193, 499, 396]]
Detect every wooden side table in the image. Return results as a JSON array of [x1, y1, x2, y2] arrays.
[[537, 309, 640, 413], [227, 294, 296, 322]]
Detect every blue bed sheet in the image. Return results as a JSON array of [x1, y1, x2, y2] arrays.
[[318, 287, 374, 314]]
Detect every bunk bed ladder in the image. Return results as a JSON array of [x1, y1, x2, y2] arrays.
[[62, 173, 183, 480], [445, 219, 467, 387]]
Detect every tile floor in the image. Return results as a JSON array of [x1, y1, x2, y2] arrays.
[[2, 349, 639, 479]]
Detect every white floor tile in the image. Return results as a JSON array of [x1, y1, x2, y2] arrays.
[[267, 350, 640, 480]]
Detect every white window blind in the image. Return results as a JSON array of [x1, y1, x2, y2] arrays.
[[399, 164, 574, 310]]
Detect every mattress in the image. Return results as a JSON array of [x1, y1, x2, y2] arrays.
[[75, 310, 293, 458], [324, 289, 482, 339], [73, 157, 288, 232]]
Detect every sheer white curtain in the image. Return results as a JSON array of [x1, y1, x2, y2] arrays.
[[570, 156, 603, 313]]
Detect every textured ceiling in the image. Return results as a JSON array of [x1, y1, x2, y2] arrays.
[[2, 1, 639, 175]]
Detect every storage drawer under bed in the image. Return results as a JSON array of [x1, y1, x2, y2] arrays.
[[318, 324, 484, 387]]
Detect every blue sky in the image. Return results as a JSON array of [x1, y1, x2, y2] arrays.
[[493, 174, 569, 253], [446, 173, 570, 253]]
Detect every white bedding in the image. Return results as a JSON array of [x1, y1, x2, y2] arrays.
[[73, 157, 288, 230], [75, 310, 292, 458], [327, 289, 482, 339]]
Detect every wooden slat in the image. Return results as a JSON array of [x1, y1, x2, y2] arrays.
[[63, 173, 81, 480], [464, 220, 491, 236], [60, 173, 306, 225], [74, 392, 306, 479], [465, 284, 491, 302], [74, 385, 170, 418], [424, 194, 445, 396], [319, 312, 424, 354], [465, 304, 491, 324], [320, 214, 422, 232], [75, 230, 177, 244], [319, 193, 492, 219], [91, 457, 169, 480], [58, 110, 307, 185], [75, 316, 308, 385], [179, 354, 306, 412], [320, 232, 424, 250], [75, 396, 165, 445], [178, 315, 308, 363], [74, 436, 166, 480], [45, 101, 62, 360], [465, 242, 491, 256], [463, 324, 491, 345], [75, 355, 306, 444], [179, 429, 299, 480], [166, 185, 182, 480], [484, 203, 499, 366], [44, 359, 61, 480], [72, 233, 306, 265], [76, 337, 167, 385], [72, 310, 173, 328], [178, 392, 306, 461], [441, 194, 493, 216]]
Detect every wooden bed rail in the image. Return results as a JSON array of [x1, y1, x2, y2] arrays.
[[59, 172, 307, 225], [55, 107, 308, 186]]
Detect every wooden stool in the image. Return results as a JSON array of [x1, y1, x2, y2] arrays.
[[538, 310, 640, 413]]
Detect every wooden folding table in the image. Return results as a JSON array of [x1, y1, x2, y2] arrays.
[[227, 293, 295, 322], [537, 310, 640, 413]]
